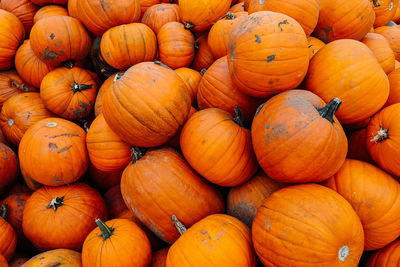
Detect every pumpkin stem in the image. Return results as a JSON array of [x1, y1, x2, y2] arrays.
[[373, 0, 380, 7], [172, 214, 187, 235], [46, 196, 64, 211], [95, 218, 114, 240], [154, 60, 172, 70], [200, 69, 207, 76], [184, 22, 195, 30], [316, 98, 342, 123], [232, 106, 244, 127], [72, 81, 93, 93], [0, 203, 8, 220], [20, 84, 30, 92], [222, 11, 236, 20], [62, 60, 75, 69], [194, 42, 200, 50], [370, 127, 389, 143], [255, 102, 266, 116], [10, 81, 20, 89], [113, 73, 124, 82], [131, 147, 146, 163]]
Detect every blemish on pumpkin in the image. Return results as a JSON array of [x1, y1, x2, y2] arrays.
[[265, 219, 271, 231], [277, 20, 289, 31], [200, 229, 212, 240], [40, 47, 59, 61], [58, 146, 72, 154], [106, 52, 110, 58], [265, 125, 270, 129], [267, 55, 275, 63], [49, 133, 79, 139], [48, 143, 58, 151], [47, 263, 61, 267], [255, 34, 261, 43], [50, 33, 55, 40], [259, 0, 266, 4]]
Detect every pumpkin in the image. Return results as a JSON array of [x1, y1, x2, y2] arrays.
[[227, 171, 284, 228], [366, 103, 400, 176], [104, 185, 127, 219], [0, 216, 16, 261], [347, 128, 374, 164], [0, 129, 7, 145], [0, 0, 39, 33], [0, 143, 19, 194], [371, 0, 398, 27], [247, 0, 320, 36], [366, 239, 400, 266], [33, 5, 69, 24], [22, 249, 82, 267], [375, 26, 400, 61], [94, 73, 122, 117], [208, 12, 247, 59], [166, 106, 197, 150], [229, 2, 245, 13], [157, 22, 195, 69], [0, 93, 53, 146], [0, 254, 7, 267], [0, 71, 35, 109], [141, 3, 180, 35], [174, 68, 201, 104], [88, 164, 123, 191], [0, 10, 25, 71], [314, 0, 375, 42], [306, 39, 389, 125], [253, 184, 364, 266], [140, 0, 162, 17], [19, 118, 88, 186], [22, 183, 107, 251], [393, 2, 400, 22], [197, 56, 262, 125], [166, 214, 256, 267], [227, 11, 309, 98], [324, 159, 400, 250], [100, 23, 157, 70], [307, 36, 325, 59], [386, 68, 400, 106], [397, 60, 400, 69], [179, 0, 232, 32], [252, 90, 347, 183], [191, 35, 215, 71], [30, 15, 91, 67], [151, 248, 168, 267], [15, 40, 54, 88], [361, 33, 395, 74], [102, 61, 191, 147], [121, 147, 224, 243], [31, 0, 67, 5], [82, 218, 152, 267]]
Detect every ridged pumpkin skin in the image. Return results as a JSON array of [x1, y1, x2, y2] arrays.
[[362, 33, 395, 74], [181, 108, 258, 186], [386, 68, 400, 106], [0, 93, 53, 146], [252, 90, 347, 183], [0, 71, 35, 109], [0, 10, 25, 71], [33, 5, 69, 24], [22, 249, 82, 267], [15, 40, 54, 88], [191, 35, 215, 72], [197, 56, 262, 124], [366, 239, 400, 267], [22, 183, 107, 251], [82, 219, 152, 267], [0, 143, 19, 194], [371, 0, 398, 27], [141, 3, 180, 35], [30, 16, 91, 67], [121, 147, 225, 244], [253, 184, 364, 266], [227, 171, 283, 228], [151, 248, 168, 267], [375, 26, 400, 61], [166, 214, 256, 267], [68, 0, 140, 36], [174, 68, 201, 104], [0, 0, 38, 33], [100, 23, 157, 70], [139, 0, 162, 17], [86, 114, 132, 172], [347, 128, 374, 164], [19, 118, 88, 186], [247, 0, 320, 36], [324, 159, 400, 250], [227, 11, 309, 97], [307, 36, 325, 59], [306, 39, 389, 125], [0, 214, 16, 261], [314, 0, 375, 42], [31, 0, 67, 5], [40, 67, 98, 120], [179, 0, 232, 32], [102, 61, 191, 147], [157, 22, 195, 69]]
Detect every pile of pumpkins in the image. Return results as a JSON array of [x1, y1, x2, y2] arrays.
[[0, 0, 400, 266]]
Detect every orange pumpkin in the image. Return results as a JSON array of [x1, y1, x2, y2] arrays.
[[229, 2, 245, 13], [375, 26, 400, 61], [191, 35, 215, 71], [347, 128, 374, 164], [102, 61, 191, 147], [166, 214, 256, 267], [306, 39, 389, 124], [166, 106, 197, 150], [94, 73, 122, 117], [0, 216, 16, 261], [393, 2, 400, 22], [88, 164, 123, 191], [314, 0, 375, 42], [386, 68, 400, 106], [104, 185, 127, 219], [0, 10, 25, 71], [9, 256, 29, 266], [141, 3, 180, 35], [0, 93, 53, 146], [307, 36, 325, 59], [174, 68, 201, 104], [362, 33, 395, 74], [22, 183, 107, 251], [0, 71, 35, 109], [0, 129, 7, 145], [253, 184, 364, 266], [324, 159, 400, 250], [139, 0, 162, 17], [0, 143, 19, 194], [151, 248, 168, 267], [22, 249, 82, 267], [82, 219, 152, 267], [366, 239, 400, 266], [0, 0, 39, 33], [252, 90, 347, 183], [19, 118, 88, 186], [31, 0, 67, 5], [33, 5, 68, 24], [371, 0, 398, 27], [227, 11, 309, 97], [30, 16, 91, 67], [0, 254, 7, 266], [121, 147, 224, 243]]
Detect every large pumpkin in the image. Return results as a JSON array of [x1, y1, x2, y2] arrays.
[[0, 71, 35, 109], [0, 143, 19, 194], [227, 11, 309, 97], [0, 93, 53, 146], [324, 159, 400, 250], [375, 26, 400, 61], [191, 35, 215, 72], [361, 33, 395, 74], [102, 61, 191, 147], [33, 5, 69, 24], [22, 183, 107, 251], [166, 214, 256, 267], [30, 15, 91, 66], [141, 3, 181, 35], [306, 39, 389, 125], [0, 10, 25, 71], [253, 184, 364, 266], [121, 147, 224, 243], [22, 249, 82, 267], [174, 68, 201, 104], [252, 90, 347, 183], [19, 118, 88, 186], [366, 239, 400, 266], [0, 0, 38, 33], [82, 219, 152, 267], [371, 0, 398, 27], [0, 216, 16, 261], [386, 68, 400, 106]]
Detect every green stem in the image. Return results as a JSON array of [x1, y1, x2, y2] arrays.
[[95, 218, 114, 240], [62, 60, 75, 69], [232, 106, 244, 127], [113, 73, 124, 82], [46, 196, 64, 211], [184, 22, 195, 30], [0, 203, 8, 220], [200, 69, 207, 76], [72, 81, 93, 93], [316, 98, 342, 123], [131, 147, 146, 163], [172, 214, 187, 235]]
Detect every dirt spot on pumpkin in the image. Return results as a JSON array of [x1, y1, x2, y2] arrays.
[[278, 20, 289, 31], [255, 34, 261, 43], [49, 133, 79, 139], [50, 33, 55, 40], [57, 146, 72, 154], [264, 124, 290, 146], [46, 263, 61, 267], [267, 55, 275, 63], [48, 143, 58, 152], [229, 202, 257, 228], [39, 47, 59, 61]]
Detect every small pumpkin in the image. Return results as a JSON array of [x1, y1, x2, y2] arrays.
[[0, 216, 16, 261], [141, 3, 180, 35], [151, 248, 168, 267], [22, 249, 82, 267], [0, 71, 35, 109], [82, 218, 152, 267], [191, 35, 215, 72], [33, 5, 69, 24], [307, 36, 325, 59], [347, 128, 374, 164], [0, 0, 39, 33], [139, 0, 163, 17], [361, 33, 395, 74], [174, 68, 201, 104], [229, 2, 245, 13], [0, 143, 19, 195], [104, 185, 127, 219], [370, 0, 398, 27], [366, 239, 400, 267], [386, 67, 400, 106], [375, 26, 400, 61]]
